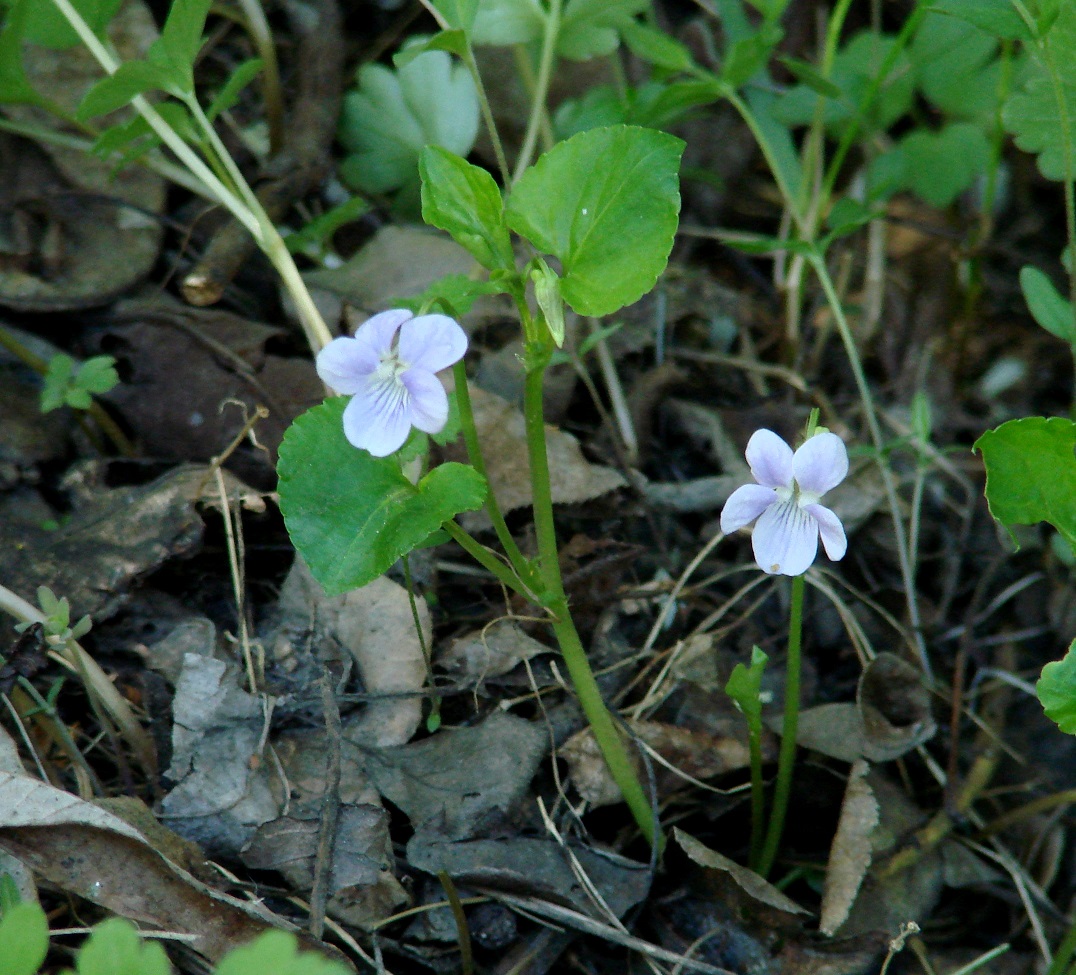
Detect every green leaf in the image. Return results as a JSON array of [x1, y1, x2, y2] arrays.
[[724, 645, 768, 737], [470, 0, 648, 60], [75, 355, 119, 394], [559, 0, 649, 61], [911, 12, 1002, 121], [777, 55, 843, 98], [11, 0, 124, 50], [277, 399, 487, 595], [152, 0, 213, 93], [505, 124, 684, 317], [392, 273, 508, 318], [77, 60, 173, 120], [431, 0, 478, 30], [420, 147, 513, 269], [0, 901, 49, 975], [722, 24, 782, 88], [975, 416, 1076, 552], [1038, 639, 1076, 735], [773, 31, 915, 134], [41, 354, 74, 413], [928, 0, 1032, 40], [1020, 265, 1076, 341], [284, 197, 370, 256], [470, 0, 545, 46], [896, 122, 991, 207], [620, 21, 694, 72], [554, 80, 720, 138], [1002, 4, 1076, 181], [393, 29, 467, 64], [76, 918, 171, 975], [338, 47, 479, 198], [206, 58, 264, 120], [215, 931, 349, 975], [0, 2, 41, 105]]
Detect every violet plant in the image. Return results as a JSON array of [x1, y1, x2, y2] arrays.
[[277, 121, 684, 851], [721, 418, 849, 877]]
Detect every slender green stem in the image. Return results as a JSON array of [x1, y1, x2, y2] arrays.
[[757, 573, 804, 879], [807, 250, 930, 679], [512, 0, 561, 183], [452, 361, 538, 589], [442, 521, 535, 601], [402, 555, 439, 731], [1046, 917, 1076, 975], [522, 350, 658, 847], [746, 717, 766, 870], [462, 43, 512, 186], [234, 0, 284, 155]]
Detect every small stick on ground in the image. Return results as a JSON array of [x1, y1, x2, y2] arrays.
[[310, 667, 343, 941]]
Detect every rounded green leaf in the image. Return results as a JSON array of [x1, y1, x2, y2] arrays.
[[505, 124, 684, 317], [1020, 265, 1075, 341], [215, 931, 349, 975], [975, 416, 1076, 552], [1038, 640, 1076, 735], [277, 399, 486, 595], [75, 918, 171, 975], [420, 147, 513, 269], [0, 901, 49, 975]]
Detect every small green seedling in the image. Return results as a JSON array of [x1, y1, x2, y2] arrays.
[[40, 355, 119, 414]]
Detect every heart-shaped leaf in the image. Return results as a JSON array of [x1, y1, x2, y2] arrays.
[[278, 399, 486, 594], [505, 124, 683, 317]]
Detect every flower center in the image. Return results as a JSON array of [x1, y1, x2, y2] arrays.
[[375, 349, 409, 384]]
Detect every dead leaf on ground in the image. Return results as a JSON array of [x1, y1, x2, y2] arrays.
[[304, 225, 476, 325], [270, 731, 409, 929], [0, 771, 349, 968], [0, 0, 164, 310], [795, 653, 935, 763], [409, 835, 650, 920], [357, 711, 548, 843], [2, 463, 265, 621], [437, 619, 552, 684], [673, 828, 809, 921], [560, 718, 762, 808], [820, 760, 880, 936], [446, 382, 625, 518], [160, 652, 280, 857], [89, 298, 323, 474], [279, 559, 428, 748]]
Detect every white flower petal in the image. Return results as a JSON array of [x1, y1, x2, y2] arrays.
[[402, 369, 449, 434], [746, 429, 794, 489], [398, 314, 468, 373], [793, 431, 848, 496], [316, 336, 377, 394], [751, 498, 818, 576], [341, 376, 412, 456], [354, 309, 412, 351], [804, 503, 847, 561], [721, 484, 778, 534]]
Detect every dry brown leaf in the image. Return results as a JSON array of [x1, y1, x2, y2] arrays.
[[820, 760, 880, 936], [0, 771, 347, 967], [673, 828, 808, 918], [447, 383, 625, 516], [560, 718, 756, 808], [281, 560, 428, 747], [437, 619, 551, 682], [0, 0, 164, 310]]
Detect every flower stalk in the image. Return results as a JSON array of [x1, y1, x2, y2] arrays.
[[523, 340, 659, 848], [757, 572, 804, 879]]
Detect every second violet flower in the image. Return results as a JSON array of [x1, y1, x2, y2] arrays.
[[721, 428, 849, 576], [316, 308, 467, 457]]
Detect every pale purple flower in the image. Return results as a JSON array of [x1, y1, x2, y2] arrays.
[[316, 309, 467, 457], [721, 428, 849, 576]]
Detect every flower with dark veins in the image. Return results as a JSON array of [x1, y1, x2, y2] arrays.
[[316, 309, 467, 457], [721, 428, 849, 576]]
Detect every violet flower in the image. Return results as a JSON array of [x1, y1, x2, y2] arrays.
[[721, 428, 848, 576], [316, 309, 467, 457]]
